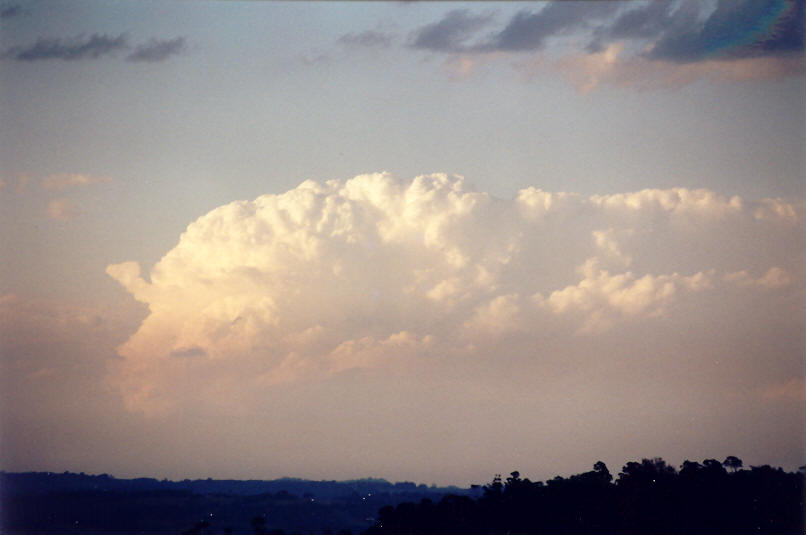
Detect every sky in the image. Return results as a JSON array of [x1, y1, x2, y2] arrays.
[[0, 0, 804, 487]]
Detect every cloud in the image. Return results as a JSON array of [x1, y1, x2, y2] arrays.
[[647, 0, 804, 63], [2, 34, 188, 63], [409, 9, 494, 53], [418, 1, 803, 59], [339, 31, 394, 48], [41, 173, 111, 191], [2, 33, 127, 61], [406, 1, 804, 88], [0, 3, 21, 19], [126, 37, 186, 62], [105, 173, 805, 415], [543, 260, 713, 334], [482, 2, 617, 53], [724, 267, 792, 289], [47, 198, 80, 220]]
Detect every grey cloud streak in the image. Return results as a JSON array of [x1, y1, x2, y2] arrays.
[[339, 30, 394, 48], [2, 33, 127, 61], [409, 9, 494, 53], [2, 33, 187, 62], [126, 37, 186, 62]]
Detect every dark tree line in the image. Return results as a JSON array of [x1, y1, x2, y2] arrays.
[[365, 457, 804, 534]]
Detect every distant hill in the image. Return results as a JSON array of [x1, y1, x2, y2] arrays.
[[0, 471, 469, 499], [0, 471, 476, 535]]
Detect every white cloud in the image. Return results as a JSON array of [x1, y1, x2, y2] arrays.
[[589, 187, 743, 216], [106, 173, 805, 414], [752, 198, 800, 223], [544, 261, 713, 334], [463, 294, 523, 336], [724, 267, 792, 289]]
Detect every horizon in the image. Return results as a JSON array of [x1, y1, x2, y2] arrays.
[[5, 451, 797, 488], [1, 0, 804, 489]]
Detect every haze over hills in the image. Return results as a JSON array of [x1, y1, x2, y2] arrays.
[[0, 470, 476, 535], [0, 470, 470, 498]]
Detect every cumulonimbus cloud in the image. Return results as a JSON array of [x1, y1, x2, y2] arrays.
[[107, 173, 804, 415]]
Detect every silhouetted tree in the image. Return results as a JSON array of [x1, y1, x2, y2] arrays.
[[366, 457, 802, 535], [723, 455, 743, 472]]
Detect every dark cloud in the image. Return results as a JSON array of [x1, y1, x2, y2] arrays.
[[409, 9, 493, 53], [586, 1, 693, 54], [483, 2, 617, 52], [0, 3, 21, 19], [648, 0, 804, 63], [608, 1, 676, 40], [3, 33, 127, 61], [339, 30, 394, 48], [126, 37, 186, 62], [407, 0, 803, 64]]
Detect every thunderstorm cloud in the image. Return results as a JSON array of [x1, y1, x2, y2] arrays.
[[107, 173, 805, 416]]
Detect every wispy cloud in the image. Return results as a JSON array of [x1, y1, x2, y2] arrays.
[[3, 33, 127, 61], [126, 37, 186, 62], [339, 30, 394, 48], [2, 34, 187, 63]]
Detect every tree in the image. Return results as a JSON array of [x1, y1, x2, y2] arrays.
[[723, 456, 743, 472], [593, 461, 612, 483]]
